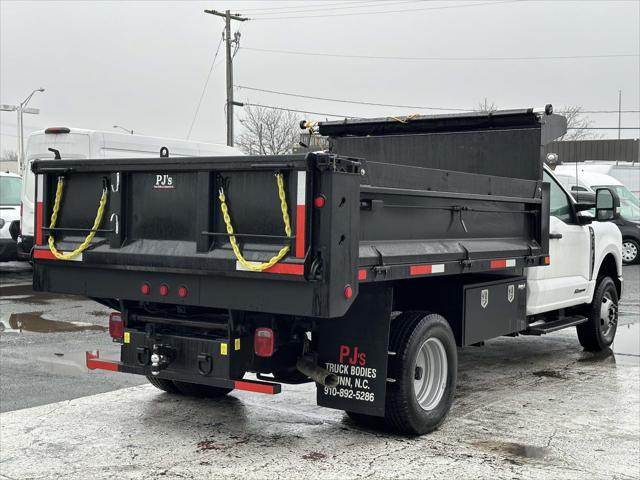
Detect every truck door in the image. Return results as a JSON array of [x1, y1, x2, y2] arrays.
[[527, 171, 591, 313]]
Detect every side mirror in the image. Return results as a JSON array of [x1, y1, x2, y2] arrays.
[[595, 187, 620, 221]]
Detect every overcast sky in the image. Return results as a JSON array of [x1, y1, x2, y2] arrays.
[[1, 0, 638, 153]]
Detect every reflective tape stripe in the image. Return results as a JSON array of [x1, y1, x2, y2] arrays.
[[409, 264, 445, 276], [490, 259, 516, 269], [295, 171, 306, 258], [35, 202, 43, 245], [33, 249, 83, 262], [236, 261, 303, 275]]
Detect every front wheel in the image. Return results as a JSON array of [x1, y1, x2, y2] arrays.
[[622, 238, 639, 265], [384, 311, 457, 435], [577, 276, 619, 351]]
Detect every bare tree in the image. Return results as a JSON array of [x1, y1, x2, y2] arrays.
[[476, 98, 498, 113], [236, 105, 300, 155], [1, 150, 18, 162], [556, 105, 603, 141]]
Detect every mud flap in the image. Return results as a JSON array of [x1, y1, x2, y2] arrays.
[[316, 286, 392, 417]]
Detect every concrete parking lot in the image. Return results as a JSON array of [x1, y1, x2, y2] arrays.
[[1, 263, 639, 479]]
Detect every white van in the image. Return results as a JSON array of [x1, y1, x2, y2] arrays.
[[555, 161, 639, 197], [18, 127, 242, 259]]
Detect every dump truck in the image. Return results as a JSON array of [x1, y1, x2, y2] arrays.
[[31, 107, 623, 434]]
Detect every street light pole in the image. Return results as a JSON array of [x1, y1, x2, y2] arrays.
[[17, 88, 45, 170], [113, 125, 134, 134]]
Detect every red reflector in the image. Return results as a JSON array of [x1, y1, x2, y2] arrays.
[[344, 284, 353, 299], [178, 286, 188, 298], [313, 195, 326, 208], [159, 284, 169, 296], [544, 256, 551, 265], [358, 269, 367, 281], [44, 127, 71, 134], [109, 312, 124, 339], [140, 283, 151, 295], [254, 328, 275, 357]]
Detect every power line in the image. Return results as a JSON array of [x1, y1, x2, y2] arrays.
[[240, 46, 639, 62], [238, 0, 380, 13], [186, 29, 224, 140], [235, 85, 471, 112], [575, 110, 640, 114], [252, 0, 516, 20], [251, 0, 417, 16], [241, 102, 354, 118]]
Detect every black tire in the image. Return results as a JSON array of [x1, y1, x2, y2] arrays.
[[622, 238, 639, 265], [577, 276, 619, 351], [146, 375, 181, 394], [384, 311, 457, 435], [173, 380, 233, 398]]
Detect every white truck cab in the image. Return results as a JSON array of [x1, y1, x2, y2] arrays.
[[18, 127, 242, 259], [527, 166, 623, 349]]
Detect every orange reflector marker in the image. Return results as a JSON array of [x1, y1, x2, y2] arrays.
[[544, 256, 551, 265]]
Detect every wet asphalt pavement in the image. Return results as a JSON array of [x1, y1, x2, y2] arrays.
[[0, 262, 638, 478]]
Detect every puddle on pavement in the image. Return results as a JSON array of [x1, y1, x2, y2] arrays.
[[475, 440, 549, 459], [7, 312, 107, 333], [0, 284, 79, 304], [613, 322, 640, 366]]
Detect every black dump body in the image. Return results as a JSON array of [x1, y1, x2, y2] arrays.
[[32, 109, 565, 319]]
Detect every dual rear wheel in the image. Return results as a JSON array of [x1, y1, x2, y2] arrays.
[[348, 311, 458, 435]]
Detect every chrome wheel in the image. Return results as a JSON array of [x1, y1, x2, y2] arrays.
[[599, 292, 618, 343], [622, 241, 638, 264], [413, 337, 448, 411]]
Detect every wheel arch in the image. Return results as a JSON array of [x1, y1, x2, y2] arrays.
[[595, 253, 621, 298]]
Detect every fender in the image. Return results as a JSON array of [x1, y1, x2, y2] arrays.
[[586, 220, 623, 302]]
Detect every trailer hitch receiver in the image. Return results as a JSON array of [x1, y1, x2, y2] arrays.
[[150, 344, 175, 376]]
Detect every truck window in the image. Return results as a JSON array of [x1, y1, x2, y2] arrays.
[[544, 171, 572, 223]]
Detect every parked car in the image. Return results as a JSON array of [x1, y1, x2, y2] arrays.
[[18, 127, 242, 260], [0, 171, 22, 261], [557, 169, 640, 264]]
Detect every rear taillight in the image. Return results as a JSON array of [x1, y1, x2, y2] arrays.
[[140, 283, 150, 295], [254, 328, 275, 357], [159, 284, 169, 296], [109, 312, 124, 340]]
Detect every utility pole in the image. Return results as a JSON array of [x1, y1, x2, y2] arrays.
[[204, 9, 247, 147], [617, 90, 622, 141]]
